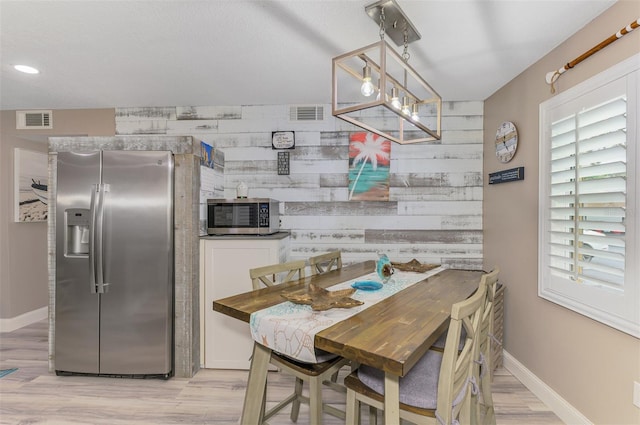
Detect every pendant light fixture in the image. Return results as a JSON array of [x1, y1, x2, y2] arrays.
[[332, 0, 441, 144]]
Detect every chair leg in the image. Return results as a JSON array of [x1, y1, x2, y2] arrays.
[[369, 406, 378, 425], [260, 380, 267, 422], [290, 377, 304, 422], [309, 376, 323, 425], [345, 388, 360, 425], [481, 371, 496, 425]]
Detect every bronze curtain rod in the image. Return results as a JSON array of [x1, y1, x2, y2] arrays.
[[545, 18, 639, 93]]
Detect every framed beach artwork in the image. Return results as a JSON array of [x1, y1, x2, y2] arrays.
[[348, 132, 391, 201], [14, 148, 48, 222]]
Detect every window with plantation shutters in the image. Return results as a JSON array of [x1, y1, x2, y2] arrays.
[[549, 95, 626, 288], [539, 53, 639, 338]]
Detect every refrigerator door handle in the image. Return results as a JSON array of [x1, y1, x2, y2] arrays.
[[95, 184, 110, 294], [89, 184, 99, 294]]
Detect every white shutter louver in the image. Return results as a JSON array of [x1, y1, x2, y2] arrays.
[[548, 96, 626, 291]]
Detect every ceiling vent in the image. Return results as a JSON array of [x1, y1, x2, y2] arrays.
[[16, 110, 53, 129], [290, 105, 324, 121]]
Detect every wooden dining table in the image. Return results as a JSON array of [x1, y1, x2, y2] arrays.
[[212, 260, 483, 424]]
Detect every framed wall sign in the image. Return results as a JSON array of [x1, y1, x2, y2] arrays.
[[272, 131, 295, 149], [489, 166, 525, 184]]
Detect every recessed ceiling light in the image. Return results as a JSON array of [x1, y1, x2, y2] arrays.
[[14, 65, 39, 74]]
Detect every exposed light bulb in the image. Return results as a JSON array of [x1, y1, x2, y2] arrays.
[[14, 64, 39, 74], [401, 97, 411, 115], [361, 66, 375, 97], [390, 87, 401, 109], [411, 103, 420, 121]]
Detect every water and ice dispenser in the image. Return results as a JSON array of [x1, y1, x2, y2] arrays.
[[66, 209, 90, 256]]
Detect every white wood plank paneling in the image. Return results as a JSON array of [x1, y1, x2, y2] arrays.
[[398, 201, 482, 215], [167, 119, 219, 134], [283, 215, 445, 230], [391, 173, 483, 188], [115, 101, 484, 268], [115, 119, 168, 135], [390, 158, 483, 173], [290, 229, 366, 243], [390, 187, 483, 201], [225, 188, 350, 202], [116, 106, 177, 120], [390, 144, 483, 159], [439, 130, 484, 145], [176, 106, 241, 120]]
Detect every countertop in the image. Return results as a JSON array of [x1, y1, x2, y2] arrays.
[[200, 231, 290, 241]]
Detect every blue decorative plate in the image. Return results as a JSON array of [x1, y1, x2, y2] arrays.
[[351, 280, 383, 291]]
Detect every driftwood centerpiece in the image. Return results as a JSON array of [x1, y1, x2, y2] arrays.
[[282, 284, 364, 311], [391, 259, 440, 273]]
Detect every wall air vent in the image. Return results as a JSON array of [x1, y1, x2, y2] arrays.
[[16, 110, 53, 129], [290, 105, 324, 121]]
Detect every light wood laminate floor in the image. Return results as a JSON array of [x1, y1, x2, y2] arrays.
[[0, 320, 563, 424]]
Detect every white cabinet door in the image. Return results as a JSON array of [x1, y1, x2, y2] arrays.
[[201, 237, 288, 369]]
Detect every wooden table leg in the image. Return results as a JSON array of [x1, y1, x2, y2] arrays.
[[384, 372, 400, 424], [241, 342, 271, 425]]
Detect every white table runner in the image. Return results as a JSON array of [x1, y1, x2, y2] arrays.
[[249, 267, 445, 363]]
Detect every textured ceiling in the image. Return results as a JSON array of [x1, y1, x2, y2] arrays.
[[0, 0, 617, 110]]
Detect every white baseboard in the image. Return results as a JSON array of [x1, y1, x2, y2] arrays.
[[0, 306, 48, 333], [503, 350, 592, 425]]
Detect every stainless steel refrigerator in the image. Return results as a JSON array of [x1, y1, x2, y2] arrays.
[[55, 150, 174, 378]]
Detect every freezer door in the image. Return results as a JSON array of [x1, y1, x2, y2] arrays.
[[99, 151, 174, 375], [55, 151, 101, 374]]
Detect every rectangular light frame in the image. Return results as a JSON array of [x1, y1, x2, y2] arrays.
[[332, 40, 441, 144]]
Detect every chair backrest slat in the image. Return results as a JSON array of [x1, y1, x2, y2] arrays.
[[309, 251, 342, 276], [249, 260, 307, 290]]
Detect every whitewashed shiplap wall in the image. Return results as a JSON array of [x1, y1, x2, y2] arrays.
[[116, 102, 483, 269]]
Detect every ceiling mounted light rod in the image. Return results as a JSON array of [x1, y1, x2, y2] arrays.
[[331, 0, 441, 145], [365, 0, 421, 47]]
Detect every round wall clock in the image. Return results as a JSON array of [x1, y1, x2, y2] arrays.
[[495, 121, 518, 163]]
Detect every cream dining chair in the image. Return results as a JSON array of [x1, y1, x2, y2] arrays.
[[249, 259, 350, 424], [476, 268, 500, 425], [344, 278, 487, 425], [308, 251, 355, 385], [427, 268, 500, 425], [309, 251, 343, 275]]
